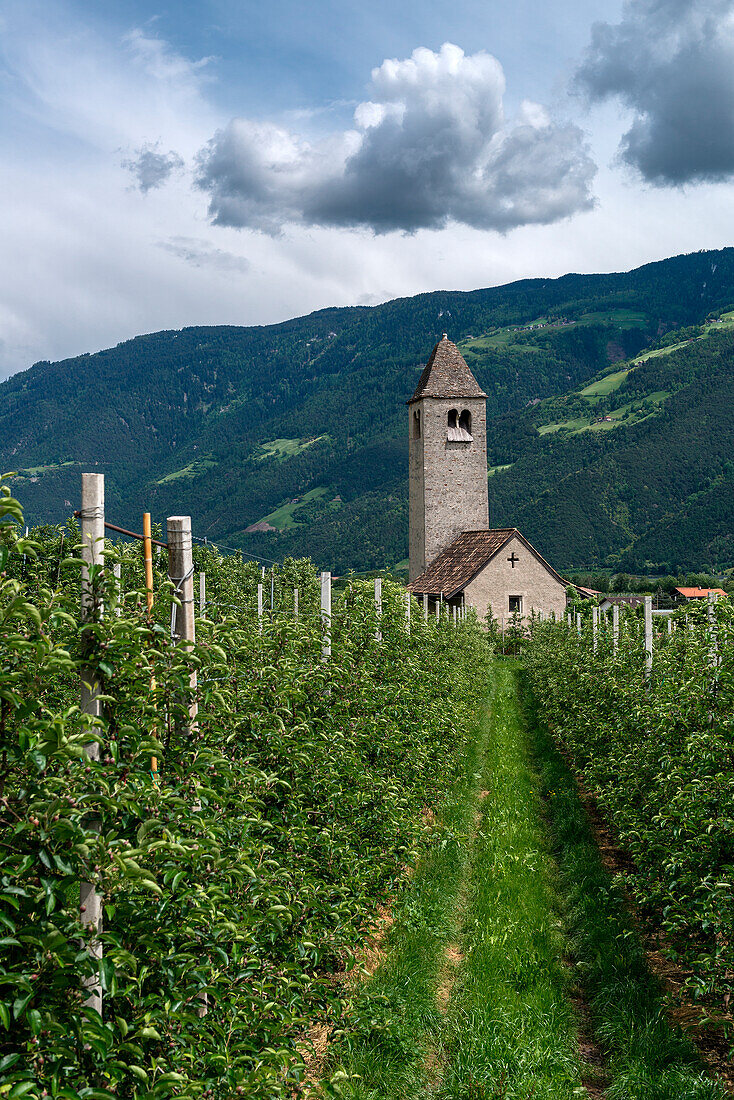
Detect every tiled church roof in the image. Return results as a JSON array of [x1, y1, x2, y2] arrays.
[[408, 334, 487, 404], [408, 530, 515, 597], [408, 528, 568, 598]]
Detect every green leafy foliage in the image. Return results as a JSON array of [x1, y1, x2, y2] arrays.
[[524, 605, 734, 1023], [0, 480, 492, 1098]]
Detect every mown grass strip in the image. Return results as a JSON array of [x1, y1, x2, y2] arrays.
[[324, 680, 495, 1099], [519, 669, 727, 1100], [434, 660, 585, 1099]]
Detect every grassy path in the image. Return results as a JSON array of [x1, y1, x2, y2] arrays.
[[327, 662, 725, 1100]]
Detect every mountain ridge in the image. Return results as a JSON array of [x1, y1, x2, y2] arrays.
[[3, 247, 734, 573]]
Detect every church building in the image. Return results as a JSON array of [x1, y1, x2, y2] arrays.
[[407, 334, 568, 622]]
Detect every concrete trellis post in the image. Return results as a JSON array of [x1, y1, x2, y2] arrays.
[[576, 612, 581, 636], [199, 572, 206, 616], [423, 593, 428, 622], [168, 517, 198, 735], [566, 611, 571, 628], [168, 517, 204, 1016], [612, 604, 619, 653], [113, 562, 121, 618], [374, 578, 382, 642], [708, 591, 719, 670], [644, 595, 653, 678], [79, 473, 105, 1018], [405, 590, 411, 633], [452, 604, 457, 626], [592, 606, 598, 653], [294, 588, 299, 620], [667, 616, 673, 637], [321, 572, 331, 658], [257, 583, 263, 634], [436, 596, 441, 623]]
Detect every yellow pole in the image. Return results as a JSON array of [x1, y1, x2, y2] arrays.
[[143, 513, 158, 781]]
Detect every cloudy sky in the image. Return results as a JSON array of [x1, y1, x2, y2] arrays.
[[2, 0, 734, 378]]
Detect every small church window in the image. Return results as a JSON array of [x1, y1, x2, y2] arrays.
[[447, 408, 472, 443], [509, 595, 522, 613], [413, 409, 421, 438]]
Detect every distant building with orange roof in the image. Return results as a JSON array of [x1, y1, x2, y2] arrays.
[[674, 587, 727, 601]]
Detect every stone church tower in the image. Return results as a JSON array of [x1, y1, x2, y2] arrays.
[[408, 334, 489, 582]]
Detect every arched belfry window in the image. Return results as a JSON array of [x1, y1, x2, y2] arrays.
[[413, 409, 421, 439], [447, 407, 473, 442]]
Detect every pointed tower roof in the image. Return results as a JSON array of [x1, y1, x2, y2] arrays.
[[408, 334, 487, 405]]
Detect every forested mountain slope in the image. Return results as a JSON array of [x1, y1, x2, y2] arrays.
[[2, 248, 734, 572], [488, 323, 734, 571]]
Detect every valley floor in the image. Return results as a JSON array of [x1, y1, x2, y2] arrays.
[[323, 662, 728, 1099]]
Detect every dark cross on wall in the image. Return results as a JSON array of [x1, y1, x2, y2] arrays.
[[508, 552, 519, 568]]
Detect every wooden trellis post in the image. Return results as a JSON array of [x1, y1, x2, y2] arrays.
[[374, 577, 382, 642], [142, 513, 159, 783], [321, 572, 331, 658], [79, 473, 105, 1018], [644, 595, 653, 678]]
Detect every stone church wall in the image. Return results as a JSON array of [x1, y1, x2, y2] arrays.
[[464, 534, 567, 622]]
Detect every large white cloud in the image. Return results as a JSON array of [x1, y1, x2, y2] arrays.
[[576, 0, 734, 184], [196, 43, 597, 234]]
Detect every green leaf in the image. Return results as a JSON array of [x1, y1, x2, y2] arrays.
[[9, 1082, 37, 1098], [12, 992, 32, 1020], [137, 1026, 162, 1040], [99, 958, 115, 993], [28, 750, 46, 772]]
